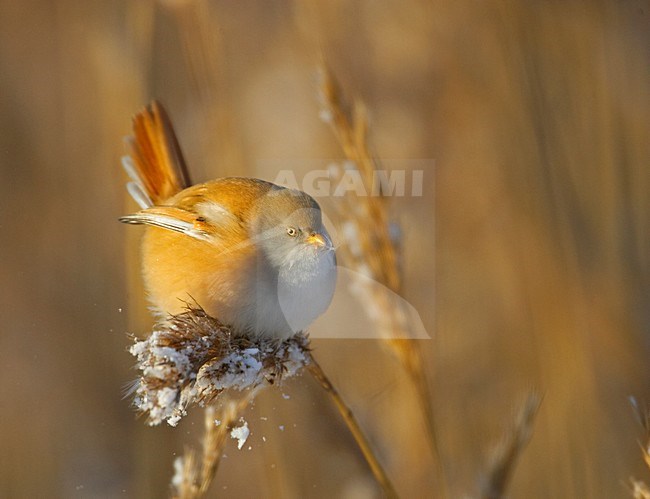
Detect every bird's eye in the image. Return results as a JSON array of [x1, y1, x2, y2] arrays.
[[286, 227, 298, 237]]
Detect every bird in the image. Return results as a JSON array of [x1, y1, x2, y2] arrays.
[[119, 101, 337, 340]]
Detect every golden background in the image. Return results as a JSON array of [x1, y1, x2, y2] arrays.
[[0, 1, 648, 497]]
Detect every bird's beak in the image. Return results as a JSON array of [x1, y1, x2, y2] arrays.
[[306, 232, 330, 249]]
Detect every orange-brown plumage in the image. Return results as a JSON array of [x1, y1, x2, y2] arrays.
[[121, 102, 337, 339], [138, 178, 275, 320], [125, 100, 191, 204]]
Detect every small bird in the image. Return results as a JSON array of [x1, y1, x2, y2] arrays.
[[120, 102, 336, 340]]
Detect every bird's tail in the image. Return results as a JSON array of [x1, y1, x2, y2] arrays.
[[122, 101, 191, 208]]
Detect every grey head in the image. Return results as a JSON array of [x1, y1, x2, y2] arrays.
[[249, 186, 333, 269]]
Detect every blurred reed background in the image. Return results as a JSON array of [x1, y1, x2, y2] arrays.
[[0, 0, 649, 497]]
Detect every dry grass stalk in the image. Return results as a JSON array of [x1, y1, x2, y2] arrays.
[[307, 354, 398, 498], [629, 398, 650, 497], [632, 481, 650, 499], [162, 0, 221, 105], [318, 67, 401, 298], [171, 397, 258, 498], [162, 0, 244, 177], [130, 306, 395, 496], [129, 307, 310, 496], [480, 392, 542, 499], [171, 445, 199, 499], [630, 398, 650, 472], [318, 65, 444, 490]]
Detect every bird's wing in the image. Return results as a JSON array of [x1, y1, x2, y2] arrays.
[[120, 178, 274, 246], [119, 206, 217, 242], [119, 182, 249, 247]]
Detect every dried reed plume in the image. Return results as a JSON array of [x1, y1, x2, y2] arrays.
[[129, 308, 309, 495], [479, 392, 542, 499], [129, 306, 397, 496], [629, 397, 650, 498], [129, 307, 310, 427], [318, 65, 445, 493], [171, 402, 255, 499]]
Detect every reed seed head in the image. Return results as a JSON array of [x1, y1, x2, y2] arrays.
[[128, 307, 311, 426]]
